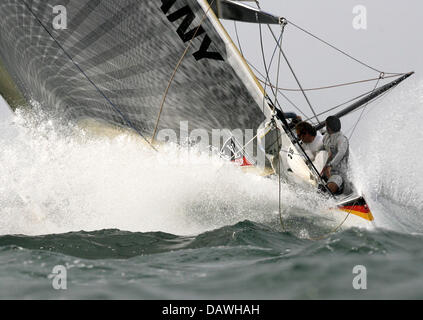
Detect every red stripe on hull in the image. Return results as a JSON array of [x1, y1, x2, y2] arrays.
[[340, 205, 370, 214]]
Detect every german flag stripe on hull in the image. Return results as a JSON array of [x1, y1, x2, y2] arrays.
[[337, 197, 374, 221]]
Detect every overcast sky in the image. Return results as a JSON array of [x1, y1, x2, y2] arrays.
[[224, 0, 421, 86], [222, 0, 422, 142]]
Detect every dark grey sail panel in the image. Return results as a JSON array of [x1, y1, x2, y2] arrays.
[[211, 0, 281, 24], [0, 0, 265, 140]]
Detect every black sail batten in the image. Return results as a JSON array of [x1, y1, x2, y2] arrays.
[[314, 72, 414, 131], [210, 0, 281, 24]]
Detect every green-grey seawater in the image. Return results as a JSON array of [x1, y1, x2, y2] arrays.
[[1, 221, 423, 299], [1, 82, 423, 299]]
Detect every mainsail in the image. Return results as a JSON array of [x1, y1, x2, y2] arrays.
[[209, 0, 281, 24], [0, 0, 277, 154]]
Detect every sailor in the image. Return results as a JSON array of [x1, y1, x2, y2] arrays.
[[319, 116, 350, 194], [295, 121, 323, 161], [282, 112, 302, 129], [272, 106, 302, 128]]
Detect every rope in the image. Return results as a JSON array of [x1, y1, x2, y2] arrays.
[[277, 128, 285, 231], [151, 0, 215, 145], [307, 210, 351, 241], [258, 73, 403, 92]]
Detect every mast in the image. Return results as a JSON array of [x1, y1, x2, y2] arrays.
[[314, 72, 414, 131]]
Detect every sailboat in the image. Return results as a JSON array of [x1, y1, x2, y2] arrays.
[[0, 0, 413, 227]]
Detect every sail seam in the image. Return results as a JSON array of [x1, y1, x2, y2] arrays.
[[20, 0, 157, 151]]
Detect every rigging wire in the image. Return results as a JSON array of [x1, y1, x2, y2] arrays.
[[235, 17, 406, 127], [255, 0, 298, 122], [286, 19, 403, 76], [257, 23, 312, 122], [303, 89, 375, 122], [306, 77, 388, 240], [305, 76, 393, 240], [236, 18, 299, 124], [258, 73, 404, 92], [266, 25, 321, 125], [274, 27, 286, 232], [252, 0, 356, 237], [239, 1, 407, 240], [361, 87, 393, 119], [259, 20, 336, 226], [344, 83, 394, 136], [233, 21, 245, 57], [348, 73, 383, 140], [233, 47, 403, 128], [253, 0, 403, 129], [274, 26, 284, 107], [258, 21, 275, 114], [300, 73, 405, 124], [253, 7, 289, 230], [249, 1, 318, 126], [240, 60, 309, 119]]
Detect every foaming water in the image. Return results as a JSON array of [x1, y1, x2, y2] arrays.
[[0, 104, 334, 237], [0, 87, 423, 299], [352, 78, 423, 233], [1, 80, 422, 238]]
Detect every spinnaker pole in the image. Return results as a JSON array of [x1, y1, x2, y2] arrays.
[[314, 71, 414, 131]]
